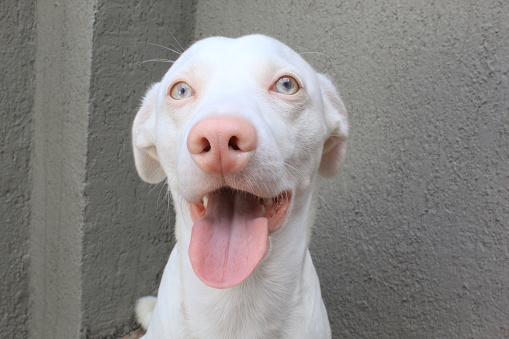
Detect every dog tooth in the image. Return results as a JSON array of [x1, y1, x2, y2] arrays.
[[260, 204, 265, 214], [203, 195, 208, 208], [262, 198, 272, 206]]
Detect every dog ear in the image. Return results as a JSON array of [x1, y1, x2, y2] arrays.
[[132, 83, 167, 183], [317, 74, 349, 177]]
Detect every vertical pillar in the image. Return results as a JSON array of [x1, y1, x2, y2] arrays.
[[30, 1, 197, 337], [30, 0, 95, 337]]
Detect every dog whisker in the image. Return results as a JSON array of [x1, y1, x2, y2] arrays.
[[176, 194, 192, 230], [244, 174, 256, 197], [164, 182, 173, 229], [131, 41, 182, 55], [156, 181, 168, 209], [298, 51, 332, 60], [145, 42, 182, 55], [144, 166, 165, 184], [147, 179, 162, 196], [284, 162, 304, 181], [135, 59, 176, 66], [167, 28, 185, 53]]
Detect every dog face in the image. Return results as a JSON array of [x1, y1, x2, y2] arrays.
[[132, 35, 348, 289]]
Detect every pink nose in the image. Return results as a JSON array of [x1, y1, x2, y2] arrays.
[[187, 116, 257, 175]]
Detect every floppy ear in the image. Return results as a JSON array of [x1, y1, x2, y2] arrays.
[[132, 83, 167, 183], [317, 74, 349, 177]]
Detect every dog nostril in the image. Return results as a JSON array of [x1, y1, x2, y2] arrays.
[[228, 136, 241, 151], [201, 138, 211, 153]]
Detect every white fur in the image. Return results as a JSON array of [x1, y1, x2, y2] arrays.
[[132, 35, 348, 339], [135, 296, 157, 330]]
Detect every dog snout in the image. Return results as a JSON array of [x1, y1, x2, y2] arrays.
[[187, 116, 257, 176]]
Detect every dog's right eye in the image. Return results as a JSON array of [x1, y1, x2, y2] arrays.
[[169, 82, 194, 100]]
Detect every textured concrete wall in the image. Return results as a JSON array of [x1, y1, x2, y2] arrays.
[[30, 0, 95, 337], [82, 1, 196, 337], [0, 1, 35, 338], [28, 1, 195, 338], [194, 1, 509, 337]]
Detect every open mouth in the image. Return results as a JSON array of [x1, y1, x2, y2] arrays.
[[188, 187, 292, 289]]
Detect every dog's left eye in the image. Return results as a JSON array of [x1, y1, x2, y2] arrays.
[[273, 76, 299, 95], [169, 82, 194, 100]]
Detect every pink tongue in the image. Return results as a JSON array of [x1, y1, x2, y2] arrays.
[[189, 190, 269, 289]]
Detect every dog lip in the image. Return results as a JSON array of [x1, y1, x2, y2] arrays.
[[188, 187, 292, 233]]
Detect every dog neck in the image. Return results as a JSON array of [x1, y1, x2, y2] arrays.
[[173, 186, 318, 337]]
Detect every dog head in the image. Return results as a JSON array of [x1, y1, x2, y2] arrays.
[[132, 35, 348, 289]]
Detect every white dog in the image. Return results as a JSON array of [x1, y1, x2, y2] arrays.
[[132, 34, 348, 338]]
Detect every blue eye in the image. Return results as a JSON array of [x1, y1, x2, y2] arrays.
[[273, 76, 299, 95], [169, 82, 194, 100]]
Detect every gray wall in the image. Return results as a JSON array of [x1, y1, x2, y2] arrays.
[[0, 1, 35, 338], [194, 1, 509, 338], [2, 0, 195, 338], [81, 1, 196, 337], [1, 0, 508, 338], [31, 0, 196, 337]]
